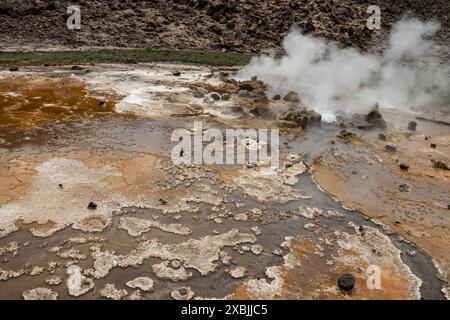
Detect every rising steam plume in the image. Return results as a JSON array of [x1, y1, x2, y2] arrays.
[[238, 18, 450, 116]]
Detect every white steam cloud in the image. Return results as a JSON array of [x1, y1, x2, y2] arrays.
[[238, 18, 450, 115]]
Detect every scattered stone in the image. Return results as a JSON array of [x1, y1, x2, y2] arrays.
[[399, 184, 410, 192], [210, 92, 221, 101], [378, 133, 387, 141], [229, 266, 247, 279], [221, 93, 230, 101], [408, 121, 417, 131], [9, 66, 19, 72], [307, 110, 322, 126], [22, 288, 58, 300], [365, 108, 382, 123], [239, 81, 256, 92], [430, 143, 436, 149], [431, 159, 449, 170], [203, 95, 215, 104], [399, 164, 409, 171], [87, 202, 97, 210], [126, 277, 154, 292], [172, 70, 181, 76], [100, 284, 128, 300], [283, 91, 300, 103], [58, 183, 64, 189], [337, 274, 356, 292], [171, 287, 195, 300], [385, 143, 397, 152], [158, 199, 167, 205], [406, 249, 417, 257], [249, 106, 275, 118], [272, 94, 281, 100], [238, 90, 251, 98]]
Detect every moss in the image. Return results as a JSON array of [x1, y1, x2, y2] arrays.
[[0, 49, 252, 67]]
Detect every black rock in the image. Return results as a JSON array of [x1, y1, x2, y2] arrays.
[[408, 121, 417, 131], [385, 144, 397, 152], [71, 65, 84, 71], [272, 94, 281, 100], [58, 184, 64, 189], [158, 199, 167, 205], [338, 274, 356, 292], [378, 133, 387, 141], [172, 70, 181, 76], [447, 205, 450, 210], [87, 202, 97, 210], [430, 143, 436, 149], [399, 184, 410, 192], [228, 106, 244, 114], [99, 100, 106, 109], [210, 92, 221, 101], [250, 76, 258, 81], [365, 109, 383, 123], [307, 110, 322, 127], [249, 106, 275, 118], [431, 159, 449, 170], [399, 163, 410, 171], [239, 82, 255, 92], [283, 91, 300, 103], [9, 66, 19, 72], [178, 288, 188, 296]]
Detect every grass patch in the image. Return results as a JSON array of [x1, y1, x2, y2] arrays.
[[0, 49, 252, 67]]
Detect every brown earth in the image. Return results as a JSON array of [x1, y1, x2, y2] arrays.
[[0, 0, 449, 52]]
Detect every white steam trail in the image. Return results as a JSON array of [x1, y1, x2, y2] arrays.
[[238, 18, 450, 115]]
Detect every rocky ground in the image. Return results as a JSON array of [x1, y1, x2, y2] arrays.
[[0, 64, 448, 300], [0, 0, 449, 52]]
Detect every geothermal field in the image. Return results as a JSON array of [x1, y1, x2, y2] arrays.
[[0, 1, 449, 302]]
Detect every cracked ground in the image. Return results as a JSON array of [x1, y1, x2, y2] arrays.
[[0, 64, 449, 300]]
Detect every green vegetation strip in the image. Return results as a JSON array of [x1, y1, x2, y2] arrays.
[[0, 49, 252, 67]]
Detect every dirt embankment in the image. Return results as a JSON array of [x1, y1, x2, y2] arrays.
[[0, 0, 449, 52]]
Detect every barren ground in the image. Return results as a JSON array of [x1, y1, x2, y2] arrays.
[[0, 63, 448, 300]]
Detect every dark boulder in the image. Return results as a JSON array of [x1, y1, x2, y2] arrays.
[[283, 91, 300, 103], [408, 121, 417, 131], [87, 202, 98, 210], [338, 274, 356, 292]]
